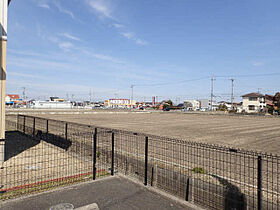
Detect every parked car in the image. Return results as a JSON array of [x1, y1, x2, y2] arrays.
[[163, 107, 170, 111]]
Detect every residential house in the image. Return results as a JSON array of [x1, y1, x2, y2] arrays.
[[104, 99, 136, 108], [274, 92, 280, 113], [199, 99, 218, 111], [5, 94, 20, 105], [242, 93, 265, 113], [265, 94, 274, 114], [184, 100, 200, 111]]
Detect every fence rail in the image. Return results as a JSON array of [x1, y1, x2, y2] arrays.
[[2, 114, 280, 210]]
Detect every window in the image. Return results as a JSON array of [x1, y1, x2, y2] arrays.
[[249, 97, 257, 101], [249, 105, 255, 110]]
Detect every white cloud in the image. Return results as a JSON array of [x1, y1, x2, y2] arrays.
[[53, 0, 75, 20], [85, 0, 148, 46], [59, 42, 74, 51], [8, 72, 43, 79], [36, 0, 50, 9], [121, 32, 148, 45], [121, 32, 134, 39], [38, 3, 50, 9], [135, 39, 148, 46], [58, 33, 81, 41], [113, 23, 124, 29], [78, 48, 125, 64], [253, 61, 264, 66], [86, 0, 113, 19], [7, 57, 73, 71]]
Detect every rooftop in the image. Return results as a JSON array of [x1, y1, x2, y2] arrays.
[[241, 92, 264, 98]]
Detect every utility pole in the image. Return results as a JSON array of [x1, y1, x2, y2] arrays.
[[131, 85, 134, 104], [210, 76, 215, 111], [0, 0, 9, 166], [22, 87, 26, 101], [231, 78, 234, 110], [89, 90, 92, 102]]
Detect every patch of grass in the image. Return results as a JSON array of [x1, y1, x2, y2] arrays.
[[192, 167, 206, 174]]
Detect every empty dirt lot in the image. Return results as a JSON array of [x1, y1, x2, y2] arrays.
[[24, 111, 280, 154]]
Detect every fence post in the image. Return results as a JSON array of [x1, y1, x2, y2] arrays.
[[93, 128, 97, 180], [33, 117, 36, 137], [16, 115, 19, 130], [111, 132, 115, 176], [65, 122, 68, 141], [258, 155, 262, 210], [144, 136, 148, 186], [151, 167, 154, 187], [46, 120, 48, 135], [185, 177, 190, 201], [23, 116, 26, 134]]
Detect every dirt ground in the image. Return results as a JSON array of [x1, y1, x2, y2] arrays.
[[25, 111, 280, 154]]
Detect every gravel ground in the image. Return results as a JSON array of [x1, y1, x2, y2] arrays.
[[25, 111, 280, 154]]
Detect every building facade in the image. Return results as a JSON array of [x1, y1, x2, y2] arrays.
[[184, 100, 200, 111], [242, 93, 265, 113], [104, 99, 136, 108]]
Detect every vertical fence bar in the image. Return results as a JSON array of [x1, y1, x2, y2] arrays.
[[151, 167, 154, 187], [258, 155, 262, 210], [93, 128, 97, 180], [46, 120, 48, 135], [33, 117, 36, 136], [16, 114, 19, 130], [111, 132, 115, 176], [23, 115, 26, 133], [65, 122, 68, 141], [144, 136, 148, 186], [185, 178, 190, 201]]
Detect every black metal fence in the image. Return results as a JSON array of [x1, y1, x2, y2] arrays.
[[2, 114, 280, 210]]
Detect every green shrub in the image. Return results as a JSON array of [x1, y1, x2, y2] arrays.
[[192, 167, 206, 174]]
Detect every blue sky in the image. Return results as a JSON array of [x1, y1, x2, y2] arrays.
[[6, 0, 280, 102]]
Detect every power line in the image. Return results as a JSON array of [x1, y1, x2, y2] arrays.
[[132, 72, 280, 88], [215, 72, 280, 78], [134, 76, 210, 87]]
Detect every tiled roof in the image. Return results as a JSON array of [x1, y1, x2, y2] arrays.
[[242, 92, 264, 98], [7, 94, 20, 99]]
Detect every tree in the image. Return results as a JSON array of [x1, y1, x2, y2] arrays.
[[218, 104, 228, 111], [274, 92, 280, 111], [167, 100, 173, 106]]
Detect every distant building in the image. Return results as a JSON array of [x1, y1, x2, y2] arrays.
[[242, 93, 265, 113], [199, 99, 218, 111], [274, 92, 280, 109], [265, 94, 274, 113], [184, 100, 200, 111], [50, 97, 65, 102], [31, 101, 72, 109], [5, 94, 21, 105], [31, 97, 72, 109], [104, 99, 136, 108]]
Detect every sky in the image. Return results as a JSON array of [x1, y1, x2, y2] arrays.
[[5, 0, 280, 102]]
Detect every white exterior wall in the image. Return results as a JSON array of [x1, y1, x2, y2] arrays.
[[32, 101, 72, 109], [242, 97, 266, 113], [185, 100, 200, 110], [5, 96, 10, 103]]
